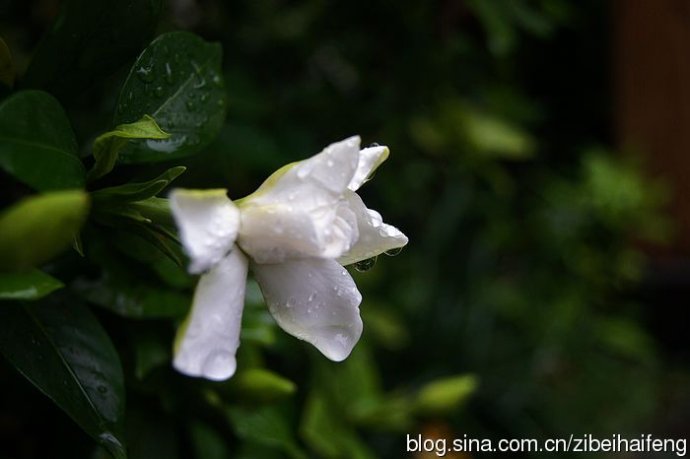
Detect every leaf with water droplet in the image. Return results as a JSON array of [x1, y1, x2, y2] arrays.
[[0, 301, 127, 457], [114, 31, 227, 163], [354, 257, 377, 272]]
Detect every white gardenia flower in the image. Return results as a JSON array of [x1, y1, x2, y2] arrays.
[[169, 136, 408, 380]]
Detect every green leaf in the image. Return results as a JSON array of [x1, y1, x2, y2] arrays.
[[73, 274, 189, 319], [227, 405, 307, 459], [88, 115, 171, 181], [0, 37, 14, 87], [415, 374, 478, 415], [0, 190, 90, 271], [0, 91, 84, 190], [92, 166, 186, 203], [462, 108, 535, 160], [21, 0, 162, 101], [0, 302, 126, 458], [114, 31, 227, 163], [232, 368, 296, 402], [0, 269, 64, 300]]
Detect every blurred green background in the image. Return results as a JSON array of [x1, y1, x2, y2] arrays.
[[1, 0, 688, 458]]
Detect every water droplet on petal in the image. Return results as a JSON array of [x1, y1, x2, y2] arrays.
[[354, 257, 377, 272], [366, 142, 380, 148], [384, 247, 403, 256]]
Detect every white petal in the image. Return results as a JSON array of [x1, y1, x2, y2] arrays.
[[173, 248, 248, 381], [239, 200, 358, 263], [169, 189, 240, 274], [348, 145, 390, 191], [237, 137, 362, 262], [247, 136, 361, 205], [252, 258, 363, 361], [338, 192, 408, 266]]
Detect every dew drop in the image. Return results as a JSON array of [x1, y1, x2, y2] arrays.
[[97, 385, 108, 394], [136, 65, 155, 83], [154, 86, 164, 97], [366, 142, 380, 148], [354, 257, 377, 272], [164, 62, 173, 84], [384, 247, 403, 256]]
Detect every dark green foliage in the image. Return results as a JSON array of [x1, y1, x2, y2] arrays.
[[0, 91, 83, 190], [114, 32, 227, 163], [0, 301, 126, 458], [0, 1, 684, 458]]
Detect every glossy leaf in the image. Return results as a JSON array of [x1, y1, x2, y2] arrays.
[[0, 91, 84, 190], [21, 0, 162, 101], [92, 166, 186, 203], [0, 302, 126, 458], [0, 190, 90, 271], [0, 270, 64, 300], [114, 31, 227, 163], [89, 115, 170, 181], [0, 37, 14, 87]]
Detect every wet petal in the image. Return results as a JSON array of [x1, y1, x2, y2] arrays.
[[173, 248, 248, 381], [338, 192, 408, 266], [247, 136, 361, 206], [253, 258, 363, 361], [239, 200, 358, 263], [170, 189, 239, 274], [348, 144, 389, 191]]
